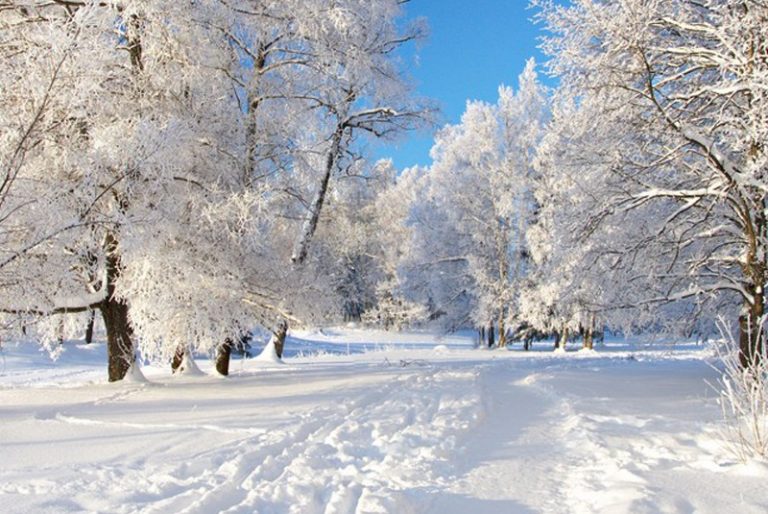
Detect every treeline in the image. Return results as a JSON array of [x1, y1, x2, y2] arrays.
[[2, 1, 766, 378], [375, 1, 767, 367]]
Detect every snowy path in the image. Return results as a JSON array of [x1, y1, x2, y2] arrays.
[[428, 362, 555, 513], [1, 334, 767, 513], [2, 357, 486, 513], [433, 356, 767, 514]]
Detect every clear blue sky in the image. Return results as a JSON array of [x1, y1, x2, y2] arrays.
[[375, 1, 551, 170]]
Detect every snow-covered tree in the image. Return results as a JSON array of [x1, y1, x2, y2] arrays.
[[522, 94, 615, 350], [313, 159, 398, 322], [283, 0, 430, 266], [399, 62, 548, 344], [1, 0, 427, 380], [534, 0, 768, 364], [1, 1, 236, 378]]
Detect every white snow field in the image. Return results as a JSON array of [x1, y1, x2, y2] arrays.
[[1, 329, 766, 514]]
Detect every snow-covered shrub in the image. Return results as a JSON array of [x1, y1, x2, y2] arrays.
[[714, 322, 768, 462]]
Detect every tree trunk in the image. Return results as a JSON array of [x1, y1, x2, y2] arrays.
[[739, 290, 764, 368], [215, 338, 233, 376], [84, 309, 95, 344], [488, 323, 495, 348], [171, 343, 185, 373], [57, 318, 64, 345], [739, 199, 766, 368], [583, 315, 595, 350], [291, 125, 345, 265], [100, 233, 134, 382], [273, 320, 288, 359], [478, 326, 485, 347], [498, 313, 507, 348], [126, 13, 144, 72], [100, 295, 134, 382], [558, 326, 569, 351], [244, 44, 268, 184]]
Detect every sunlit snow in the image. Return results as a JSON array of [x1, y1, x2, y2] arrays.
[[1, 329, 766, 513]]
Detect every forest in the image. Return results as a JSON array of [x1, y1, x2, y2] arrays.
[[2, 0, 765, 378], [2, 1, 768, 511]]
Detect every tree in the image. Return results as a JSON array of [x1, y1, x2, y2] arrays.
[[287, 0, 430, 265], [0, 2, 129, 369], [109, 0, 429, 373], [1, 1, 429, 378], [396, 62, 548, 344], [316, 159, 399, 322], [535, 0, 768, 364], [2, 1, 259, 379]]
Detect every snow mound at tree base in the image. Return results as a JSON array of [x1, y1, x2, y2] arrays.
[[253, 339, 283, 364], [122, 362, 148, 383], [174, 352, 204, 376]]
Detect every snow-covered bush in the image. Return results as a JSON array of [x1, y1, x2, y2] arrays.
[[714, 322, 768, 462]]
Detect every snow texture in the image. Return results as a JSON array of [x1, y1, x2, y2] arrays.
[[0, 329, 766, 513]]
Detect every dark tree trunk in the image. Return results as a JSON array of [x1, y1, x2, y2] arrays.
[[100, 295, 134, 382], [57, 318, 64, 345], [583, 315, 595, 350], [95, 14, 141, 382], [739, 295, 765, 368], [273, 320, 288, 359], [215, 338, 234, 376], [126, 14, 144, 72], [101, 233, 135, 382], [84, 309, 95, 344], [739, 201, 766, 368], [244, 44, 268, 184], [478, 326, 485, 347], [498, 313, 507, 348], [488, 323, 495, 348], [171, 344, 185, 373]]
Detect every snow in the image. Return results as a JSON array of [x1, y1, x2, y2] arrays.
[[1, 330, 766, 513], [253, 338, 284, 365], [175, 351, 205, 377]]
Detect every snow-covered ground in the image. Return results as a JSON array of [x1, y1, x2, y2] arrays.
[[1, 329, 766, 514]]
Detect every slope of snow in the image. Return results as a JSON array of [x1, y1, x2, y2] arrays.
[[253, 338, 284, 365], [0, 331, 765, 513]]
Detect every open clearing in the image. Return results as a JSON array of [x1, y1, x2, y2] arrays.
[[1, 329, 766, 513]]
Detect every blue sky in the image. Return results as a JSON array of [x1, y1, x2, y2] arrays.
[[375, 1, 550, 170]]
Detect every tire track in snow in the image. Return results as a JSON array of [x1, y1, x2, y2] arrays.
[[165, 365, 483, 514]]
